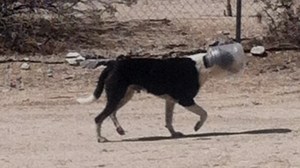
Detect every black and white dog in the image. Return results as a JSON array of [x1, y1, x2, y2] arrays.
[[77, 45, 245, 142]]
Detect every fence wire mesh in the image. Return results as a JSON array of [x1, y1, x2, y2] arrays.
[[242, 0, 300, 47], [94, 0, 300, 56], [108, 0, 238, 56], [0, 0, 299, 56]]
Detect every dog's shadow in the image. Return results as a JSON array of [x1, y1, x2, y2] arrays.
[[116, 128, 291, 142]]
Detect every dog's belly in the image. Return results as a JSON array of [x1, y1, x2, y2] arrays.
[[129, 85, 177, 102]]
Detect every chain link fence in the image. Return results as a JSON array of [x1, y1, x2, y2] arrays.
[[241, 0, 300, 47], [110, 0, 300, 55], [109, 0, 240, 56], [0, 0, 299, 56]]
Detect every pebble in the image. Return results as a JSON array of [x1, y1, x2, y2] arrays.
[[20, 63, 30, 70], [251, 46, 266, 56]]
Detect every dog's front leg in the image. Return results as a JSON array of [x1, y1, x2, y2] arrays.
[[110, 112, 125, 135], [184, 103, 208, 131], [165, 100, 184, 137]]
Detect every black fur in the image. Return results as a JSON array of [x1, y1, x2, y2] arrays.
[[89, 57, 206, 142], [94, 58, 200, 107], [80, 45, 245, 142]]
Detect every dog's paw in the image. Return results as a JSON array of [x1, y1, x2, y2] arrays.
[[194, 121, 204, 131], [116, 127, 125, 135], [97, 137, 109, 143], [171, 132, 184, 138]]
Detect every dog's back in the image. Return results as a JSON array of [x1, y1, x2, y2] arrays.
[[110, 58, 200, 98]]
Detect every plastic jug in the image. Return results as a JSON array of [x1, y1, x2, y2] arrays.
[[205, 43, 246, 73]]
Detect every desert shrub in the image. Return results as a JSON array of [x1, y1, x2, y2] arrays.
[[0, 0, 137, 54], [262, 0, 300, 46]]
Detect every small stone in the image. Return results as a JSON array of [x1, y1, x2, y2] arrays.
[[23, 57, 30, 61], [66, 52, 81, 58], [217, 30, 230, 35], [20, 63, 30, 70], [65, 75, 75, 80], [65, 52, 85, 66], [65, 58, 78, 66], [251, 46, 266, 56], [47, 73, 53, 77], [75, 55, 86, 62], [47, 68, 53, 77]]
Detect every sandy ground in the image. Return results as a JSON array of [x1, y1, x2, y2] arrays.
[[0, 51, 300, 168]]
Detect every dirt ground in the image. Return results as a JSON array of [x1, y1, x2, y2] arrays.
[[0, 51, 299, 168]]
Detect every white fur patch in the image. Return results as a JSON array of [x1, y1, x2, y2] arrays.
[[186, 53, 209, 85], [186, 53, 206, 70], [76, 94, 97, 104]]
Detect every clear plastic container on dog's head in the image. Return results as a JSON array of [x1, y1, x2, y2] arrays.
[[205, 42, 246, 77]]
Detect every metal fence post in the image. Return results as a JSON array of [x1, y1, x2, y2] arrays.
[[236, 0, 242, 42]]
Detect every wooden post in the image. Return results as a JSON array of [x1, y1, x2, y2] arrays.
[[226, 0, 233, 16]]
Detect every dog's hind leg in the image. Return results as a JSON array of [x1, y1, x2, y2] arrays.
[[110, 87, 134, 135], [95, 86, 127, 143], [165, 100, 184, 137], [95, 101, 119, 143], [179, 99, 208, 132]]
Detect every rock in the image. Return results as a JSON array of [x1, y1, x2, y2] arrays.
[[20, 63, 30, 70], [47, 73, 53, 78], [65, 75, 75, 80], [251, 46, 266, 56], [23, 57, 30, 61], [65, 52, 85, 66], [65, 58, 78, 66], [47, 68, 53, 77], [217, 30, 230, 36], [66, 52, 81, 58], [75, 55, 86, 62]]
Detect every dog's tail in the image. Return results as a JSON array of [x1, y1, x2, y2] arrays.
[[77, 61, 115, 104]]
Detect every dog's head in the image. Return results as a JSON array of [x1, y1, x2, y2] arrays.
[[204, 43, 246, 77]]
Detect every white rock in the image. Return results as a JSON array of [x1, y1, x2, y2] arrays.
[[47, 68, 53, 77], [23, 57, 30, 61], [75, 55, 86, 62], [66, 52, 81, 58], [65, 58, 78, 65], [217, 30, 230, 35], [251, 46, 266, 56], [47, 73, 53, 77], [20, 63, 30, 70]]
